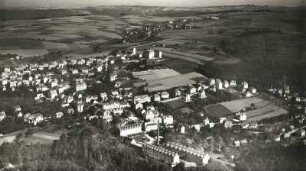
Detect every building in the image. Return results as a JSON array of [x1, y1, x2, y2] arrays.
[[166, 142, 210, 166], [134, 95, 151, 104], [163, 115, 174, 126], [77, 101, 84, 113], [132, 46, 137, 55], [161, 91, 170, 99], [142, 48, 162, 59], [103, 111, 113, 123], [103, 101, 130, 111], [145, 121, 158, 132], [154, 94, 161, 102], [199, 90, 206, 99], [119, 123, 143, 137], [24, 113, 44, 125], [184, 93, 191, 103], [216, 79, 223, 90], [55, 112, 64, 118], [0, 111, 6, 121], [49, 90, 58, 100], [76, 80, 87, 92], [143, 144, 180, 166]]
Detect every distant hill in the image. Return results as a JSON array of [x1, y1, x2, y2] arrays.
[[0, 9, 91, 21]]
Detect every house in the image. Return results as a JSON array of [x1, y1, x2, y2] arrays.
[[49, 90, 58, 100], [245, 91, 253, 98], [75, 80, 87, 92], [35, 93, 45, 101], [119, 123, 143, 137], [161, 91, 170, 99], [103, 101, 130, 111], [301, 130, 305, 138], [110, 73, 118, 82], [154, 94, 161, 102], [189, 86, 197, 94], [72, 69, 79, 75], [111, 90, 120, 97], [50, 80, 58, 88], [234, 140, 241, 147], [238, 112, 247, 121], [145, 110, 159, 120], [175, 89, 182, 97], [142, 48, 162, 59], [0, 111, 6, 121], [135, 102, 143, 110], [166, 142, 210, 166], [55, 112, 64, 118], [284, 85, 290, 94], [143, 144, 180, 166], [163, 115, 174, 126], [103, 111, 113, 123], [216, 79, 223, 90], [134, 95, 151, 104], [67, 108, 75, 115], [86, 95, 99, 103], [209, 79, 216, 86], [145, 121, 158, 132], [77, 101, 84, 113], [223, 80, 229, 89], [14, 106, 22, 113], [24, 113, 44, 125], [180, 126, 186, 134], [242, 81, 249, 91], [199, 90, 206, 99], [100, 92, 108, 101], [131, 46, 137, 55], [184, 93, 191, 103], [251, 87, 257, 94]]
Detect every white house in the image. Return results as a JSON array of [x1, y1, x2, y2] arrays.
[[0, 111, 6, 121], [134, 95, 151, 104], [154, 94, 161, 102], [161, 91, 170, 99], [76, 80, 87, 92]]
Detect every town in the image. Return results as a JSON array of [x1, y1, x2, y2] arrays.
[[1, 43, 305, 170], [0, 4, 305, 171]]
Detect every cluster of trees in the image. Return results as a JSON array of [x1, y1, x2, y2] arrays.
[[235, 144, 306, 171], [0, 127, 172, 171]]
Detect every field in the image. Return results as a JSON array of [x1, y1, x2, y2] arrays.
[[204, 97, 288, 120], [0, 131, 61, 145], [0, 49, 49, 57], [0, 12, 125, 61], [163, 58, 199, 74], [145, 72, 208, 92], [132, 68, 181, 81]]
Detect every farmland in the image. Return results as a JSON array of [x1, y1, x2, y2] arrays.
[[204, 97, 288, 121]]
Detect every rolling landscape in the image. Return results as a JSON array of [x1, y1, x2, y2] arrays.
[[0, 3, 306, 171]]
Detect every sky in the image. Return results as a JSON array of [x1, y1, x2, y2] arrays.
[[0, 0, 303, 9]]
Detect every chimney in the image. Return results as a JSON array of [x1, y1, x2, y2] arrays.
[[157, 121, 160, 146]]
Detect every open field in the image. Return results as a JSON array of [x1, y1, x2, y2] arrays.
[[157, 47, 214, 64], [132, 68, 181, 81], [204, 97, 288, 120], [163, 58, 199, 74], [0, 131, 61, 145], [0, 131, 21, 145], [25, 132, 61, 144], [145, 72, 208, 92], [0, 49, 49, 57]]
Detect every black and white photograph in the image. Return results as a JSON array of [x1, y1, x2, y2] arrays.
[[0, 0, 305, 171]]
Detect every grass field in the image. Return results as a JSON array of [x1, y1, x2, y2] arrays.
[[204, 97, 288, 120], [0, 38, 44, 50], [163, 58, 199, 74]]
